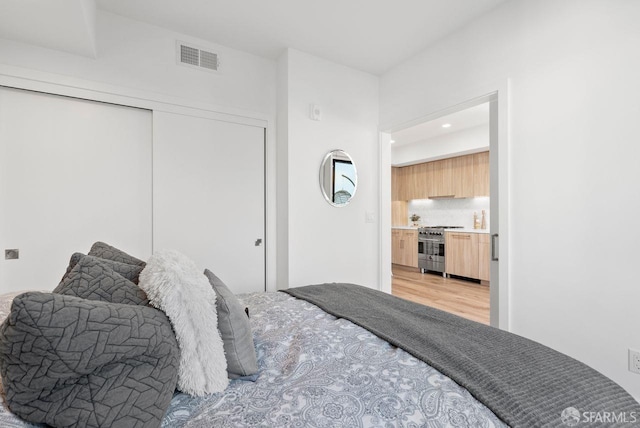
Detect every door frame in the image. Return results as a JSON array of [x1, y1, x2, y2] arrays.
[[379, 83, 510, 330], [0, 64, 276, 291]]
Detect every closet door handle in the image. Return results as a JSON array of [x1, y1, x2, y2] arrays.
[[491, 234, 499, 261]]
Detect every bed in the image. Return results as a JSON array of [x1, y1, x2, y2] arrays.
[[0, 244, 640, 428], [1, 288, 507, 427], [2, 284, 639, 428]]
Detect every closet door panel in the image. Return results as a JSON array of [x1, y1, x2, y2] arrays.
[[0, 87, 152, 293], [153, 111, 265, 293]]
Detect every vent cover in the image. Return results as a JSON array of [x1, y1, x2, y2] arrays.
[[177, 41, 219, 72]]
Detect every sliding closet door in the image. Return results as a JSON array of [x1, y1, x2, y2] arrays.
[[0, 87, 152, 293], [153, 111, 265, 293]]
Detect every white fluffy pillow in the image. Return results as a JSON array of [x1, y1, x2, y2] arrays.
[[138, 249, 228, 396]]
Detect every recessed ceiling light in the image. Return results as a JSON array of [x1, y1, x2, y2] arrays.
[[442, 123, 451, 128], [390, 140, 395, 144]]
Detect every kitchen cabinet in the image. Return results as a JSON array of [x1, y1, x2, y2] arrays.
[[478, 234, 490, 281], [391, 229, 418, 267], [397, 166, 410, 201], [391, 167, 401, 201], [445, 231, 491, 282], [452, 155, 475, 198], [414, 161, 434, 199], [392, 230, 402, 264], [404, 164, 418, 200], [392, 201, 408, 226], [432, 158, 454, 197], [473, 152, 490, 197], [391, 152, 489, 201], [445, 232, 479, 279]]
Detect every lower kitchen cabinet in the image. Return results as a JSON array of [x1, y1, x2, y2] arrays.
[[391, 229, 418, 268], [445, 232, 490, 282], [445, 232, 479, 279], [478, 234, 491, 281]]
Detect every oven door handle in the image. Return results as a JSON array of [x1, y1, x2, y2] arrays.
[[420, 239, 442, 242]]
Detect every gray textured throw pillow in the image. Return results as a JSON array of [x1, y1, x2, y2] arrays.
[[54, 255, 149, 306], [62, 253, 144, 284], [88, 241, 146, 267], [204, 269, 258, 379], [0, 292, 179, 428]]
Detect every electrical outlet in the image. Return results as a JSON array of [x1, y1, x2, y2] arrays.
[[629, 349, 640, 374]]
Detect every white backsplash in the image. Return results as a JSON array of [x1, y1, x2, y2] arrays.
[[408, 197, 490, 229]]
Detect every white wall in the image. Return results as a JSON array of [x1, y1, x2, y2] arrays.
[[392, 125, 489, 166], [381, 0, 640, 399], [277, 49, 380, 289], [0, 11, 276, 115]]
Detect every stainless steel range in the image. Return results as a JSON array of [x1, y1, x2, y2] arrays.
[[418, 226, 463, 275]]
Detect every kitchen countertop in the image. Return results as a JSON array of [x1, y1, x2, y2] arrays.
[[444, 228, 490, 234], [392, 226, 490, 234]]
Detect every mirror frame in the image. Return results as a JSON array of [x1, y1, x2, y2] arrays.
[[319, 149, 358, 207]]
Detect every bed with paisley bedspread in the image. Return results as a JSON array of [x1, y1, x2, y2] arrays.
[[1, 290, 504, 428]]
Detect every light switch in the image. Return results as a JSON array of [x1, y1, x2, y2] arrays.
[[5, 249, 19, 260], [365, 211, 375, 223], [310, 104, 322, 121]]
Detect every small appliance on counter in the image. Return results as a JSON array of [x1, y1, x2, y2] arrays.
[[417, 226, 463, 275]]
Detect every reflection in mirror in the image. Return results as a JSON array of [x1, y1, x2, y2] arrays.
[[319, 150, 357, 207]]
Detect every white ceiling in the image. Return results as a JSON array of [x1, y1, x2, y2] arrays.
[[0, 0, 97, 57], [391, 102, 490, 147], [96, 0, 509, 75]]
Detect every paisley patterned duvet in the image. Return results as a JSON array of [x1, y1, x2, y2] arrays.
[[0, 291, 506, 427]]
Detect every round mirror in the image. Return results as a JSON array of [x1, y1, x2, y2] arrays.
[[319, 149, 357, 207]]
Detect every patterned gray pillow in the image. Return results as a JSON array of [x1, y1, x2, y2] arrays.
[[62, 253, 144, 284], [88, 241, 146, 267], [0, 292, 179, 428], [54, 255, 149, 306], [204, 269, 258, 379]]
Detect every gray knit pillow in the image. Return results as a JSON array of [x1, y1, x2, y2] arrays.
[[88, 241, 146, 267], [62, 253, 144, 284], [0, 292, 178, 428], [54, 255, 148, 306], [204, 269, 258, 380]]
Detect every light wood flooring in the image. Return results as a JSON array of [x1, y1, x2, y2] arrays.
[[391, 265, 490, 325]]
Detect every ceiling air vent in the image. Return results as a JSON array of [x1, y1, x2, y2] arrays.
[[177, 41, 220, 72]]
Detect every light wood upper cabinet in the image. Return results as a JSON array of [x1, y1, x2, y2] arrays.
[[432, 158, 454, 197], [392, 151, 489, 201], [398, 166, 410, 201], [478, 234, 490, 281], [445, 232, 479, 279], [392, 201, 408, 226], [391, 167, 401, 201], [405, 164, 420, 200], [392, 166, 410, 201], [452, 155, 475, 198], [415, 161, 434, 199], [473, 152, 490, 197]]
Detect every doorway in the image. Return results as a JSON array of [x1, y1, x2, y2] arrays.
[[380, 92, 505, 328]]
